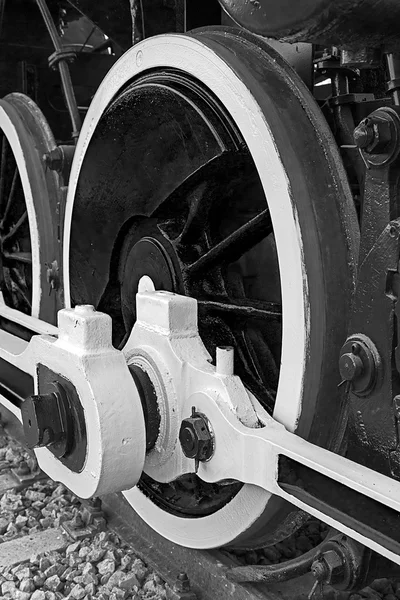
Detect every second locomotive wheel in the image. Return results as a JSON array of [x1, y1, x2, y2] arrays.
[[64, 29, 359, 548], [0, 93, 59, 327]]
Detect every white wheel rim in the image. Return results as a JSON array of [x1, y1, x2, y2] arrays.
[[63, 34, 307, 548], [0, 103, 41, 318]]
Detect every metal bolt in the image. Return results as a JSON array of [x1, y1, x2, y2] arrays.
[[353, 121, 374, 149], [311, 550, 345, 586], [43, 147, 63, 171], [339, 352, 364, 382], [43, 145, 75, 176], [15, 460, 31, 476], [353, 115, 394, 155], [174, 573, 191, 593], [179, 407, 213, 462], [311, 558, 329, 581]]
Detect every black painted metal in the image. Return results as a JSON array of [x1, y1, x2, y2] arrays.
[[278, 457, 400, 557], [0, 359, 33, 406], [66, 0, 132, 49], [218, 0, 400, 49], [34, 364, 87, 472], [341, 108, 400, 480], [179, 407, 214, 463], [129, 364, 160, 452], [21, 380, 77, 459]]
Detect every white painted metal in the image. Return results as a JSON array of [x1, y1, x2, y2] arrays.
[[33, 305, 146, 497], [0, 305, 146, 497], [0, 102, 41, 318], [216, 346, 235, 376], [0, 304, 57, 336], [62, 35, 310, 546], [125, 290, 400, 562]]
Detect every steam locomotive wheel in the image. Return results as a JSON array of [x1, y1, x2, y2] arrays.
[[64, 29, 359, 548], [0, 93, 58, 324]]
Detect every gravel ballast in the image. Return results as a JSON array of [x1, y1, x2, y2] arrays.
[[0, 429, 168, 600]]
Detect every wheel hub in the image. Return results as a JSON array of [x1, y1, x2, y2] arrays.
[[123, 236, 176, 294]]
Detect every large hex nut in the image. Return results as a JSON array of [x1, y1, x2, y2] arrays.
[[179, 411, 213, 461]]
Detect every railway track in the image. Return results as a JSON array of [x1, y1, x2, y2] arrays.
[[0, 403, 386, 600]]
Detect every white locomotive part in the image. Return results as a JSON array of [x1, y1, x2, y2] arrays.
[[0, 304, 145, 497], [0, 290, 400, 564]]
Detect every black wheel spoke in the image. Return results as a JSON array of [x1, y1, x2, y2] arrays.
[[0, 135, 8, 212], [232, 330, 276, 412], [1, 167, 18, 226], [2, 211, 27, 244], [187, 208, 273, 275], [198, 298, 281, 322], [153, 150, 253, 241], [9, 268, 31, 309], [3, 251, 32, 264]]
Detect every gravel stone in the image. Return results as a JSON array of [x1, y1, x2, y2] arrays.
[[33, 575, 45, 588], [97, 559, 116, 577], [39, 559, 51, 572], [45, 574, 63, 592], [0, 517, 8, 534], [110, 588, 128, 600], [31, 591, 46, 600], [15, 591, 32, 600], [20, 578, 36, 593], [119, 573, 140, 590], [15, 515, 28, 529], [43, 565, 58, 578], [86, 547, 106, 563], [85, 582, 97, 595], [70, 583, 86, 599], [66, 541, 81, 556], [106, 571, 125, 589], [100, 573, 112, 586], [2, 580, 16, 594], [15, 567, 31, 581]]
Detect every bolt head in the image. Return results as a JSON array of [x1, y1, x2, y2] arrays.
[[339, 352, 364, 382], [322, 550, 345, 585], [179, 414, 213, 461], [355, 114, 394, 155], [353, 122, 374, 149], [175, 573, 190, 592]]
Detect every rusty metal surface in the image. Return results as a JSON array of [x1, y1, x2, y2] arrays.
[[218, 0, 400, 49]]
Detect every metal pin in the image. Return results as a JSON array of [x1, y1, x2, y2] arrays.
[[216, 346, 234, 376]]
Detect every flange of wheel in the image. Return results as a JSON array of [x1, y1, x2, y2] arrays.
[[63, 29, 359, 548], [0, 93, 60, 326]]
